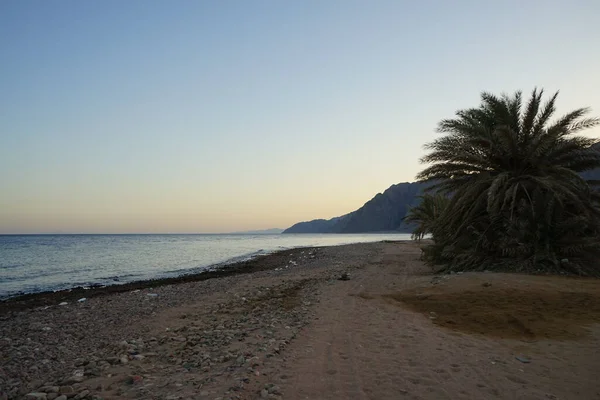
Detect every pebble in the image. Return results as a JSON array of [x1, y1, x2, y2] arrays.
[[2, 267, 321, 400], [338, 273, 351, 281], [25, 393, 47, 400], [61, 376, 84, 385], [268, 385, 282, 395], [59, 386, 74, 396], [39, 386, 59, 393], [74, 390, 90, 400]]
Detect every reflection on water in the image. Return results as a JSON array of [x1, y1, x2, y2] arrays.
[[0, 233, 410, 297]]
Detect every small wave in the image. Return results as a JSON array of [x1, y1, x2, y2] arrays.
[[0, 264, 25, 270]]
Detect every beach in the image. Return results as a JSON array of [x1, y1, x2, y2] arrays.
[[1, 241, 600, 400]]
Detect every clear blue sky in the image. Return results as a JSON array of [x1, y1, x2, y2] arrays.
[[1, 0, 599, 233]]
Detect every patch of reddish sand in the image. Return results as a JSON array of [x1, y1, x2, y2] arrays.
[[264, 242, 600, 400]]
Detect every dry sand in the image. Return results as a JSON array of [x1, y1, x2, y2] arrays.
[[1, 241, 600, 400]]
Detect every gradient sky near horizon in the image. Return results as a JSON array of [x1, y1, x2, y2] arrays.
[[1, 1, 600, 234]]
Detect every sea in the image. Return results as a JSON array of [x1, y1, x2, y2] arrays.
[[0, 233, 410, 299]]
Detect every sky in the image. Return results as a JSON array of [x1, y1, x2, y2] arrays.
[[1, 0, 600, 234]]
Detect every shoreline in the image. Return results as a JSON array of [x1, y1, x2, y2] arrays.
[[1, 240, 599, 400], [0, 245, 320, 315], [1, 239, 410, 313]]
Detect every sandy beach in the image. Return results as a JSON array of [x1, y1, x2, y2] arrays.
[[2, 241, 600, 400]]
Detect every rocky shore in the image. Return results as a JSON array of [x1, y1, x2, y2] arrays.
[[0, 245, 365, 400], [3, 241, 600, 400]]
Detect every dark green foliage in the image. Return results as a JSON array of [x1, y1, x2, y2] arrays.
[[403, 193, 449, 240], [415, 89, 600, 276]]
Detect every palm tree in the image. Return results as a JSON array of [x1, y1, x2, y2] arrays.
[[417, 89, 600, 275], [403, 193, 449, 240]]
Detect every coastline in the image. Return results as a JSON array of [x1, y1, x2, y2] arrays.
[[0, 246, 320, 315], [1, 240, 599, 400], [0, 234, 412, 303]]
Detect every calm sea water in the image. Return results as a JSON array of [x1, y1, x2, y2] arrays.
[[0, 233, 410, 298]]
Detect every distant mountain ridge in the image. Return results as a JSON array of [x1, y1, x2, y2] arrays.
[[283, 182, 428, 234], [284, 149, 600, 234]]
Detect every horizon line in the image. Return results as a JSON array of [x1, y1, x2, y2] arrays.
[[0, 231, 286, 236]]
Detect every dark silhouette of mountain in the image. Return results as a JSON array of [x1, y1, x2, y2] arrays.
[[284, 150, 600, 235], [283, 182, 427, 234], [282, 214, 353, 234]]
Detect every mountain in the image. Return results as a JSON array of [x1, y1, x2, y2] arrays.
[[284, 152, 600, 235], [281, 214, 353, 234], [283, 182, 428, 234]]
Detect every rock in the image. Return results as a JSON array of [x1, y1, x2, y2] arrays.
[[338, 273, 350, 281], [73, 369, 85, 378], [120, 355, 129, 364], [105, 356, 119, 365], [126, 375, 143, 385], [515, 356, 531, 363], [74, 389, 90, 399], [77, 298, 87, 303], [58, 302, 68, 306], [47, 394, 58, 400], [40, 387, 60, 393], [61, 376, 84, 385], [54, 396, 67, 400], [482, 282, 492, 287], [260, 389, 269, 398], [268, 385, 282, 395], [59, 386, 74, 396], [25, 393, 47, 400]]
